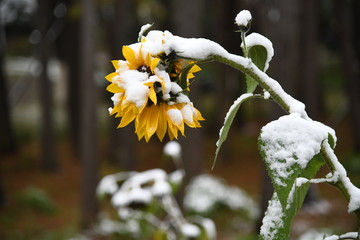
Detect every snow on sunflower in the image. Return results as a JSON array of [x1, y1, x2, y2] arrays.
[[105, 42, 204, 142]]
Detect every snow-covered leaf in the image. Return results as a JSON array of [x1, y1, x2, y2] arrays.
[[259, 154, 324, 240], [213, 93, 254, 169], [259, 114, 330, 209]]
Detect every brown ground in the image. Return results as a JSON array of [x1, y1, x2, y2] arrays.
[[0, 120, 359, 239]]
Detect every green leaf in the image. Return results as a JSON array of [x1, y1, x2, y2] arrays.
[[328, 133, 336, 149], [248, 45, 267, 70], [258, 115, 327, 209], [259, 154, 324, 240], [259, 136, 303, 209], [244, 45, 267, 93], [179, 63, 196, 90], [213, 93, 255, 169]]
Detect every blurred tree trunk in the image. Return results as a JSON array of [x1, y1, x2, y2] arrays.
[[337, 0, 360, 152], [56, 1, 82, 157], [171, 0, 204, 180], [298, 0, 322, 119], [214, 0, 242, 110], [0, 17, 15, 154], [0, 16, 11, 208], [104, 0, 138, 170], [38, 0, 57, 171], [79, 0, 99, 229]]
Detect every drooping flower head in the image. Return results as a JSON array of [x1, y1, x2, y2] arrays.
[[105, 32, 204, 142]]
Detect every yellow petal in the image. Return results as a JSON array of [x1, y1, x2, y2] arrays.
[[150, 58, 160, 72], [122, 45, 138, 66], [145, 53, 152, 67], [118, 107, 136, 128], [135, 108, 149, 140], [111, 60, 121, 70], [148, 85, 157, 105], [194, 107, 205, 121], [106, 83, 124, 93], [187, 73, 195, 79], [145, 106, 159, 140], [167, 123, 178, 140], [190, 64, 201, 73], [105, 72, 118, 82], [156, 105, 167, 141], [138, 44, 144, 66]]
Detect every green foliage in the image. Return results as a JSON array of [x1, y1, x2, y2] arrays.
[[244, 45, 268, 93], [258, 153, 325, 239], [213, 93, 255, 169], [19, 186, 57, 214]]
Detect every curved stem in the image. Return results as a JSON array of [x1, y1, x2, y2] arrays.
[[241, 31, 248, 58], [211, 54, 307, 118]]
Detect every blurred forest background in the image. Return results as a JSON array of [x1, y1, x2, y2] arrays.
[[1, 0, 360, 239]]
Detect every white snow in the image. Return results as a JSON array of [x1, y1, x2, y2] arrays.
[[142, 29, 307, 117], [235, 10, 252, 27], [164, 141, 182, 159], [298, 229, 332, 240], [168, 169, 185, 185], [322, 140, 360, 212], [97, 172, 136, 195], [138, 23, 153, 41], [176, 93, 190, 104], [180, 104, 196, 123], [295, 177, 309, 187], [118, 70, 150, 108], [184, 174, 258, 218], [323, 232, 359, 240], [260, 193, 284, 240], [181, 223, 200, 238], [170, 82, 182, 94], [112, 187, 152, 207], [191, 217, 217, 240], [97, 175, 118, 195], [144, 30, 229, 60], [109, 169, 172, 207], [260, 113, 335, 186], [263, 90, 270, 99], [167, 108, 183, 126], [242, 32, 274, 71]]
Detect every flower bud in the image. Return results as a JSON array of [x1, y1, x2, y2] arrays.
[[235, 10, 252, 33]]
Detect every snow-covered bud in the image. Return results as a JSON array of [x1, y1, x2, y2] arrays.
[[164, 141, 182, 159], [235, 10, 252, 33]]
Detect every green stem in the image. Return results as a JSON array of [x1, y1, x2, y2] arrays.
[[320, 143, 360, 220], [210, 52, 360, 221], [212, 54, 292, 114], [241, 31, 248, 58]]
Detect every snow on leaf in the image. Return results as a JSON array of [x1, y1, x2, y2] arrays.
[[260, 154, 324, 240], [259, 113, 333, 209]]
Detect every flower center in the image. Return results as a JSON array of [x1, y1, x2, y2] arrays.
[[137, 65, 152, 74]]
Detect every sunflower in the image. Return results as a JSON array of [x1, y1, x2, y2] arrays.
[[106, 41, 204, 142]]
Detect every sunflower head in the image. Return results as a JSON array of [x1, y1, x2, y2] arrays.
[[105, 36, 204, 142]]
